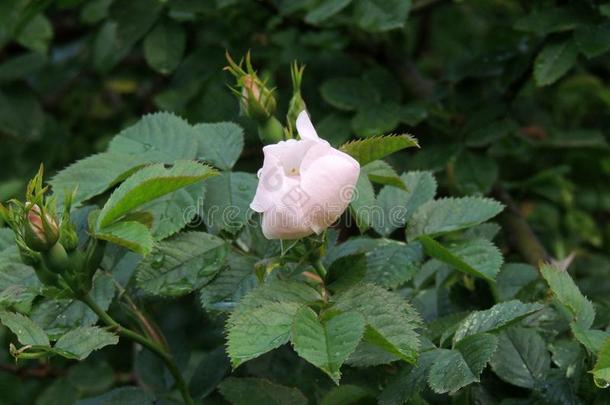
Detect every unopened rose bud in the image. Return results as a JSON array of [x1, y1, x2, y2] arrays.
[[287, 62, 306, 134], [24, 204, 60, 252], [226, 52, 277, 123]]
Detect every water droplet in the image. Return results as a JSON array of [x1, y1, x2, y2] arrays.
[[594, 376, 610, 389], [151, 253, 165, 269]]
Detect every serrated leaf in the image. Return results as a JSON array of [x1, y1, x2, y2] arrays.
[[428, 333, 498, 394], [534, 39, 578, 87], [334, 283, 420, 363], [291, 307, 365, 383], [320, 77, 380, 111], [227, 302, 302, 368], [407, 197, 504, 241], [571, 324, 610, 353], [218, 377, 308, 405], [236, 280, 323, 312], [0, 247, 41, 309], [93, 221, 154, 255], [97, 161, 215, 229], [490, 327, 550, 388], [194, 122, 245, 170], [340, 134, 419, 166], [0, 311, 49, 346], [50, 152, 152, 207], [200, 254, 258, 311], [305, 0, 353, 24], [143, 19, 186, 75], [362, 240, 423, 288], [31, 274, 115, 339], [453, 300, 543, 343], [419, 237, 503, 281], [202, 171, 257, 234], [592, 338, 610, 388], [349, 173, 376, 232], [541, 263, 595, 329], [373, 171, 437, 236], [55, 326, 118, 360], [378, 350, 440, 404], [362, 160, 406, 190], [108, 112, 198, 162], [136, 232, 228, 297]]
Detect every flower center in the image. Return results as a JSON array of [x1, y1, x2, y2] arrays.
[[288, 167, 300, 176]]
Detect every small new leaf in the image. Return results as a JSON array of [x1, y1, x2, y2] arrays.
[[340, 134, 419, 166]]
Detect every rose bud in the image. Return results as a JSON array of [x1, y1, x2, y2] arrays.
[[24, 203, 60, 252], [250, 110, 360, 240]]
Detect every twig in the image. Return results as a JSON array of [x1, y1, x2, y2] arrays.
[[493, 186, 552, 266]]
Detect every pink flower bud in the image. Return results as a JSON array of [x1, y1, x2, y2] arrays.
[[24, 203, 60, 252]]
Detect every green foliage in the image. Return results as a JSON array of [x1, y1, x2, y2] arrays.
[[1, 0, 610, 402]]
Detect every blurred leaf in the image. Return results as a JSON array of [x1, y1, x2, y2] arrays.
[[143, 19, 186, 75], [305, 0, 353, 24], [494, 263, 539, 301], [362, 160, 406, 190], [189, 347, 231, 398], [574, 22, 610, 59], [534, 39, 578, 87], [353, 0, 411, 32], [75, 387, 155, 404], [202, 172, 257, 234], [321, 77, 380, 111], [453, 151, 498, 195], [351, 102, 401, 138], [16, 14, 52, 53], [219, 377, 308, 405], [592, 338, 610, 388]]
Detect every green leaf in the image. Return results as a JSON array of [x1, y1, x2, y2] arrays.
[[202, 172, 258, 234], [540, 263, 595, 329], [199, 254, 258, 311], [453, 300, 543, 343], [418, 237, 503, 281], [453, 151, 498, 195], [194, 122, 245, 170], [340, 134, 419, 166], [349, 173, 376, 231], [592, 338, 610, 388], [50, 152, 153, 207], [351, 102, 402, 138], [31, 274, 115, 339], [373, 171, 437, 236], [534, 39, 578, 87], [428, 333, 498, 394], [320, 385, 374, 405], [108, 112, 198, 162], [571, 325, 610, 353], [362, 160, 406, 190], [353, 0, 411, 32], [378, 350, 440, 404], [490, 327, 550, 389], [54, 326, 118, 360], [0, 247, 41, 309], [225, 281, 323, 367], [407, 197, 504, 241], [227, 301, 302, 369], [143, 19, 186, 75], [574, 22, 610, 59], [334, 283, 420, 363], [361, 240, 423, 288], [218, 377, 308, 405], [93, 221, 154, 256], [291, 307, 365, 383], [0, 311, 49, 346], [494, 263, 539, 301], [136, 232, 228, 297], [320, 77, 380, 111], [189, 347, 231, 399], [305, 0, 353, 24], [16, 14, 53, 53], [75, 387, 155, 404], [96, 161, 215, 229]]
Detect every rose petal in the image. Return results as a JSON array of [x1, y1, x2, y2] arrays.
[[296, 110, 319, 141]]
